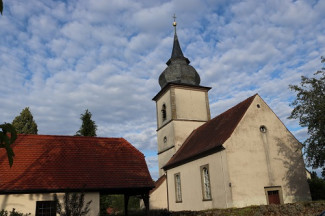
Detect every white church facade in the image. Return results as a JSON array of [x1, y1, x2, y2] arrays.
[[149, 21, 311, 211]]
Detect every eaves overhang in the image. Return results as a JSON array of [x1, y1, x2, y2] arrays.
[[163, 145, 224, 171]]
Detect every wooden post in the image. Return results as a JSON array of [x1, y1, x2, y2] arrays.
[[142, 192, 150, 216], [124, 194, 129, 216]]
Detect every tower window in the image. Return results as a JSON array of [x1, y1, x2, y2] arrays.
[[161, 104, 167, 121]]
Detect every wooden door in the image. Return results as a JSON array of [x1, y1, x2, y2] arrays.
[[268, 190, 280, 204]]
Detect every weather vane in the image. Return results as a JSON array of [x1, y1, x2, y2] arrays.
[[173, 14, 177, 27], [173, 14, 177, 33]]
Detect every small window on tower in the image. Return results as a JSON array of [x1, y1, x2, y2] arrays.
[[161, 104, 167, 121]]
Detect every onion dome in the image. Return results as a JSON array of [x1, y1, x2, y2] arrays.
[[158, 18, 201, 88]]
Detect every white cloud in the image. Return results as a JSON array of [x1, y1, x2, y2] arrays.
[[0, 0, 324, 179], [292, 127, 308, 143], [145, 155, 159, 180]]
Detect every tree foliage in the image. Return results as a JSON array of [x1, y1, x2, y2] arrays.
[[54, 192, 92, 216], [0, 0, 3, 15], [307, 171, 325, 200], [100, 194, 140, 215], [289, 56, 325, 172], [12, 107, 38, 134], [0, 123, 16, 167], [76, 109, 97, 137]]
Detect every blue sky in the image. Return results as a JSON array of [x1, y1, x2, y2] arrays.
[[1, 0, 324, 179]]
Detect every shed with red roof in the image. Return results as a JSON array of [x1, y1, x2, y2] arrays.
[[0, 135, 154, 215]]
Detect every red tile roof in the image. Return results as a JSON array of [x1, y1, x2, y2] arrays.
[[164, 94, 257, 169], [0, 135, 154, 193]]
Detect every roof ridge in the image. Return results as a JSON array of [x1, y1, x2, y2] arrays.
[[179, 93, 257, 142], [210, 94, 257, 122], [17, 134, 122, 140], [120, 138, 144, 157]]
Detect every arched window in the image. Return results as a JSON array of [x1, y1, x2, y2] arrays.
[[174, 173, 182, 202], [201, 165, 212, 200], [161, 104, 167, 121]]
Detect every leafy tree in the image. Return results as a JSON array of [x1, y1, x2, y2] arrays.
[[0, 0, 3, 15], [12, 107, 38, 134], [76, 109, 97, 137], [54, 192, 92, 216], [289, 56, 325, 174], [100, 195, 113, 215], [307, 171, 325, 200], [0, 123, 16, 167]]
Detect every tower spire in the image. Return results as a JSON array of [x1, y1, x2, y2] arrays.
[[170, 14, 185, 60], [158, 15, 200, 88]]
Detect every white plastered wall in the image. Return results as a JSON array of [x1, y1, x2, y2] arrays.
[[157, 121, 175, 154], [174, 88, 210, 121], [0, 192, 99, 216], [158, 148, 176, 172], [166, 150, 232, 211], [157, 120, 206, 178], [172, 121, 207, 151], [149, 179, 168, 210], [225, 95, 311, 207]]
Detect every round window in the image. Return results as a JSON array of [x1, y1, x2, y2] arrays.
[[260, 125, 267, 133]]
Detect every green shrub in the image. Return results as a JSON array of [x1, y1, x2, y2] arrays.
[[0, 209, 30, 216], [100, 194, 140, 215], [54, 192, 92, 216], [308, 172, 325, 200]]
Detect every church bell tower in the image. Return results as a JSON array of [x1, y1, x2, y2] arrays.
[[153, 17, 211, 176]]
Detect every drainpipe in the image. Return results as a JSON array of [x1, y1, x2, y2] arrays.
[[220, 151, 228, 208], [165, 171, 170, 211]]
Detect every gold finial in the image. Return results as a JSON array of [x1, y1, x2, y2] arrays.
[[173, 14, 177, 27]]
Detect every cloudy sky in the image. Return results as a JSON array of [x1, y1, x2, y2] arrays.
[[1, 0, 324, 179]]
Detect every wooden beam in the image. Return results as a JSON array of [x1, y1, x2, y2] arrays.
[[124, 194, 129, 216], [141, 192, 150, 216]]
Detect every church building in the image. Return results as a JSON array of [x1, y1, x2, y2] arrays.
[[149, 20, 311, 211]]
